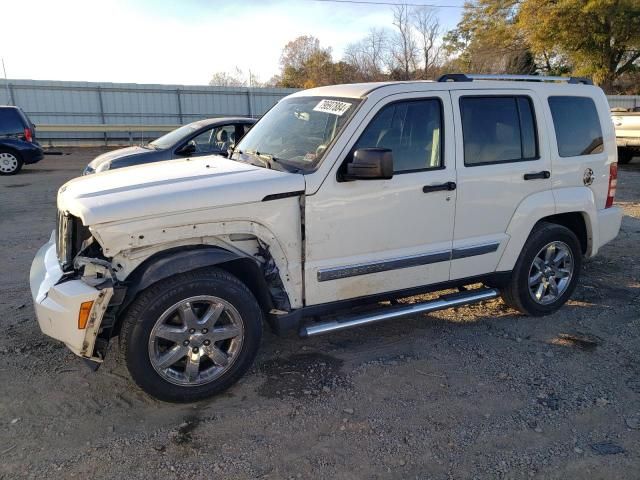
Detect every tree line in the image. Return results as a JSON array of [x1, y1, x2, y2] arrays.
[[210, 0, 640, 94]]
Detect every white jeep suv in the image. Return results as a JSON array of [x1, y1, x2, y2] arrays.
[[30, 74, 622, 402]]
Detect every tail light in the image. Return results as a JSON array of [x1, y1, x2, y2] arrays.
[[23, 127, 33, 142], [605, 163, 617, 208]]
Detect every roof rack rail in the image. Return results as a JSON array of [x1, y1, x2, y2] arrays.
[[437, 73, 593, 85]]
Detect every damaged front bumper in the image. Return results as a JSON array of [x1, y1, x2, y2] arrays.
[[30, 231, 113, 362]]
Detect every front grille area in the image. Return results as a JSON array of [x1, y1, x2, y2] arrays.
[[56, 211, 90, 272]]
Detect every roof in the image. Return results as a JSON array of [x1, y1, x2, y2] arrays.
[[186, 116, 256, 128], [288, 81, 436, 99], [286, 75, 598, 100]]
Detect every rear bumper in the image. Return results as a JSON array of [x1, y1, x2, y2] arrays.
[[30, 232, 112, 359], [616, 138, 640, 148], [21, 142, 44, 164], [596, 206, 622, 251]]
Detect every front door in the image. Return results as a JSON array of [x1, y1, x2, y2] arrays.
[[182, 124, 237, 157], [304, 92, 456, 306]]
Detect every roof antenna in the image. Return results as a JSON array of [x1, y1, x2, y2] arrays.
[[2, 58, 10, 105]]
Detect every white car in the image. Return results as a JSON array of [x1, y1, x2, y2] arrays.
[[31, 74, 622, 402]]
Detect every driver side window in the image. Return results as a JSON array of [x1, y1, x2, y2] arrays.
[[190, 125, 235, 153], [353, 99, 443, 173]]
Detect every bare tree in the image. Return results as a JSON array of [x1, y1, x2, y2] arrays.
[[412, 7, 441, 79], [209, 67, 246, 87], [390, 4, 418, 80], [344, 28, 390, 81]]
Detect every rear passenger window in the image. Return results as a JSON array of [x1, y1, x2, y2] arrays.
[[460, 96, 538, 166], [548, 96, 603, 157], [353, 99, 442, 173]]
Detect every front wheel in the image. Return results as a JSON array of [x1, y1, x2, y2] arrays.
[[502, 222, 582, 316], [120, 268, 263, 402]]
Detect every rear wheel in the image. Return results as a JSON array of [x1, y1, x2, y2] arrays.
[[120, 268, 263, 402], [0, 150, 23, 175], [617, 147, 633, 165], [502, 222, 582, 316]]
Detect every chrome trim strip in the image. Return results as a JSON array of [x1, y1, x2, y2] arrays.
[[317, 242, 500, 282], [317, 250, 451, 282], [451, 242, 500, 260]]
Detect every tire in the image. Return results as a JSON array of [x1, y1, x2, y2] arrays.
[[501, 222, 582, 316], [617, 147, 633, 165], [0, 149, 23, 175], [120, 268, 263, 402]]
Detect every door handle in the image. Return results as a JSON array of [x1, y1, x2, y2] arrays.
[[524, 171, 551, 180], [423, 181, 456, 193]]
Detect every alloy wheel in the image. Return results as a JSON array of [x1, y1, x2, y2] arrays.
[[148, 295, 244, 386], [528, 241, 574, 305]]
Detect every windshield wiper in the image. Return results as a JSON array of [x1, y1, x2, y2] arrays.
[[256, 152, 281, 169], [237, 149, 269, 168], [234, 150, 301, 173], [255, 152, 303, 173]]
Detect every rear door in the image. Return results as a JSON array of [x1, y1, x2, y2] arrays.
[[449, 89, 553, 279]]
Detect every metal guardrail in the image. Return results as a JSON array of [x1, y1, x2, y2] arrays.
[[36, 124, 180, 147], [0, 79, 298, 147], [37, 124, 179, 132]]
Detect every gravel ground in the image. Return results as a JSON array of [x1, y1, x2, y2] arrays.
[[1, 149, 639, 479]]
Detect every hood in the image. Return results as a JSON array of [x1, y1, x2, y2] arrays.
[[87, 146, 151, 169], [58, 156, 305, 225]]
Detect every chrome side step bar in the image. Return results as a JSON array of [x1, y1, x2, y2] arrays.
[[299, 288, 500, 337]]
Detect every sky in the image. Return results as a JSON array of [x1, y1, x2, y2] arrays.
[[1, 0, 466, 86]]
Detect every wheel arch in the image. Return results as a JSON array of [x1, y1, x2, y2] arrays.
[[497, 189, 597, 272], [0, 144, 21, 156], [536, 212, 589, 255], [110, 245, 276, 337]]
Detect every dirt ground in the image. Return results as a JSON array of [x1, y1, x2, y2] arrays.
[[0, 149, 639, 480]]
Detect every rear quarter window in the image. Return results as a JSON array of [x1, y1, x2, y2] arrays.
[[0, 108, 25, 135], [548, 96, 603, 157]]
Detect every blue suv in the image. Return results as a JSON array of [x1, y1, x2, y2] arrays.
[[0, 106, 44, 175]]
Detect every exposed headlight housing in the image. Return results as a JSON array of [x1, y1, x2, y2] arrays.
[[56, 211, 91, 272]]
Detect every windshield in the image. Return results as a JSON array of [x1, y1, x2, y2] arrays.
[[149, 124, 200, 150], [231, 96, 361, 172]]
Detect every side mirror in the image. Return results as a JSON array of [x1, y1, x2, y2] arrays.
[[178, 141, 197, 156], [346, 148, 394, 180]]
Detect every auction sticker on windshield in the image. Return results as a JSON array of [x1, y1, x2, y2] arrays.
[[313, 99, 352, 116]]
